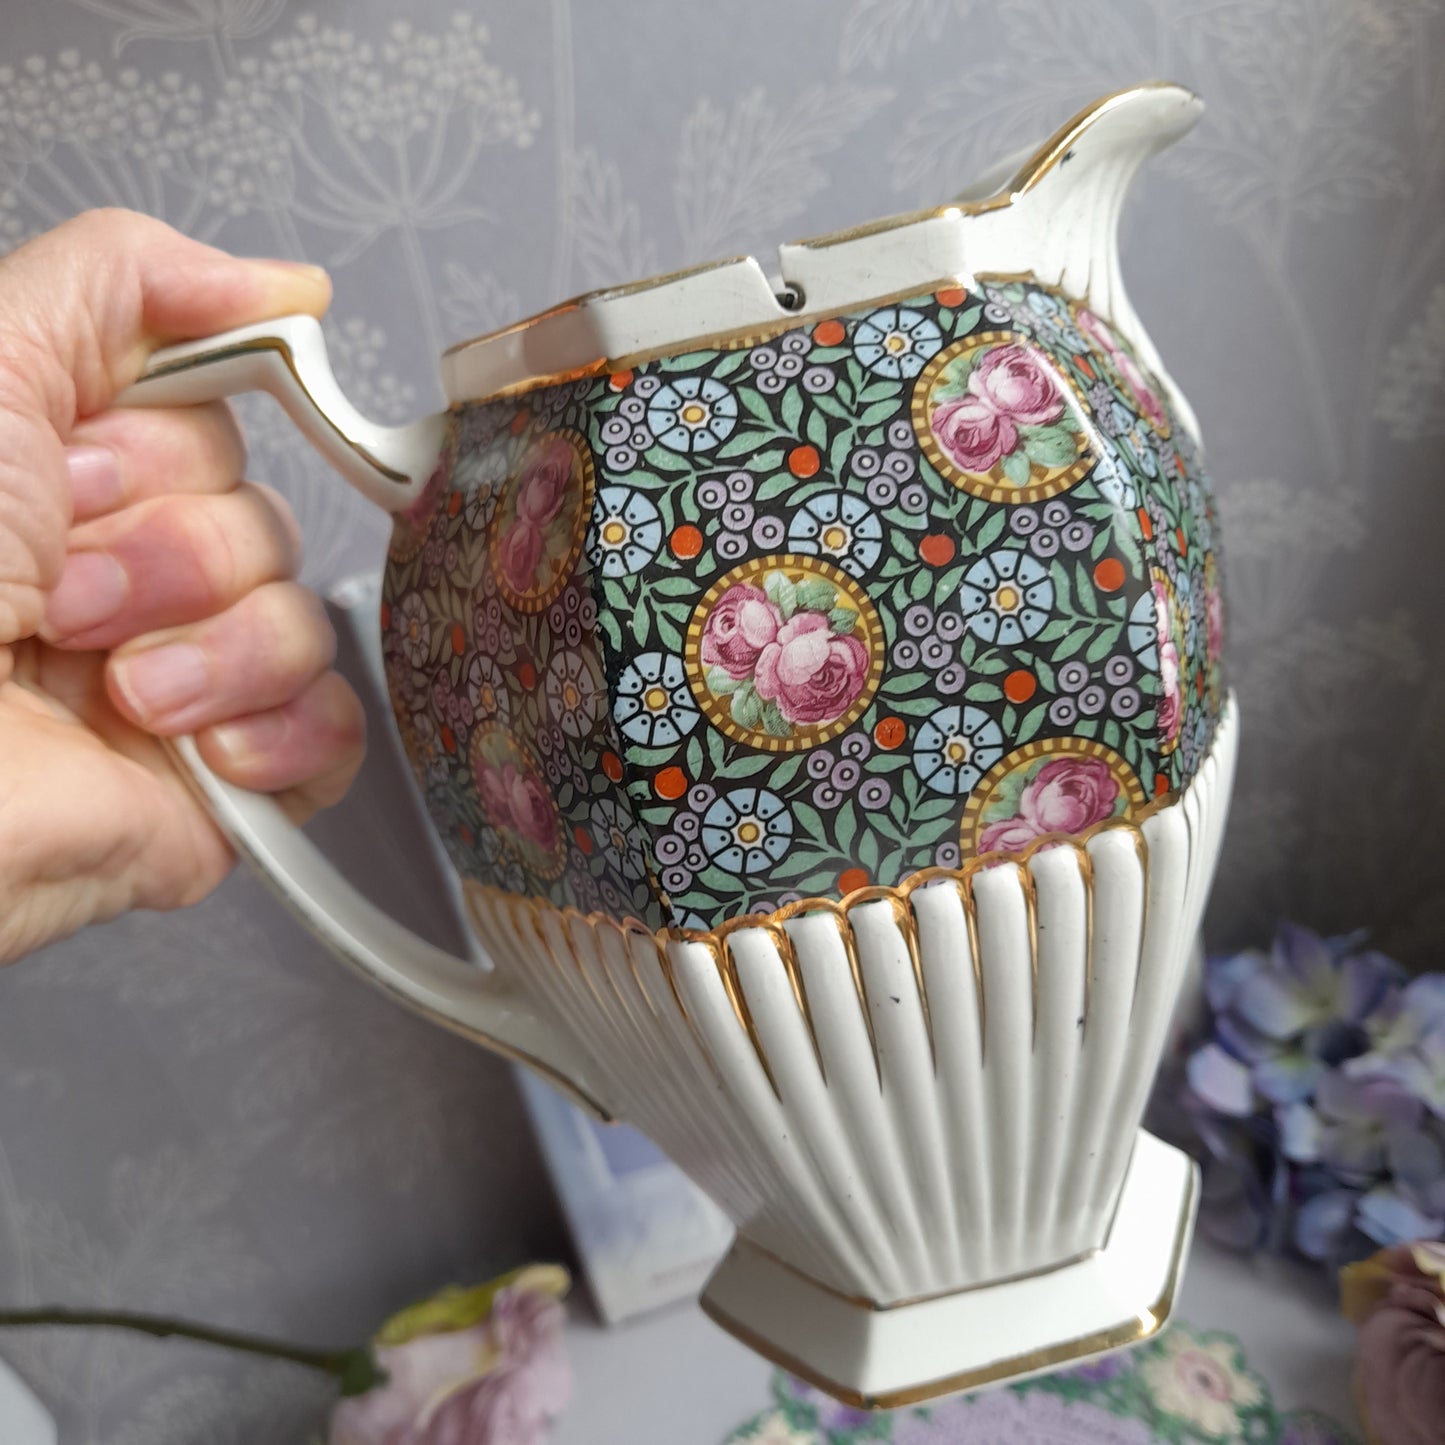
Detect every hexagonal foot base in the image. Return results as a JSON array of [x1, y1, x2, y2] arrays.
[[699, 1130, 1198, 1410]]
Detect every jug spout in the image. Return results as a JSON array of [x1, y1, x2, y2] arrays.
[[960, 82, 1203, 427]]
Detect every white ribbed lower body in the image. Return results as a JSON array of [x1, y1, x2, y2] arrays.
[[466, 696, 1237, 1399]]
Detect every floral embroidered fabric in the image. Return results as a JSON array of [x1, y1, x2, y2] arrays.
[[719, 1324, 1355, 1445], [382, 276, 1224, 928]]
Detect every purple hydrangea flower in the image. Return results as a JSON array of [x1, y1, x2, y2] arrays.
[[1169, 921, 1443, 1272]]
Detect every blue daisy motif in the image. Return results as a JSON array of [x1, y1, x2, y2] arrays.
[[1129, 588, 1159, 670], [1093, 444, 1139, 510], [912, 705, 1005, 795], [587, 485, 664, 578], [852, 305, 943, 380], [646, 376, 738, 453], [959, 549, 1055, 644], [589, 797, 649, 881], [785, 490, 884, 577], [613, 651, 700, 747], [702, 787, 793, 874]]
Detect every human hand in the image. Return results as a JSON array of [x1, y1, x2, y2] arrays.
[[0, 209, 366, 963]]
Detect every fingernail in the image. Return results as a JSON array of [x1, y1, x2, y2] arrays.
[[65, 445, 122, 515], [209, 709, 288, 764], [112, 642, 210, 719], [42, 551, 128, 639], [249, 258, 331, 307]]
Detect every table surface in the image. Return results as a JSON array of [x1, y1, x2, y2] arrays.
[[551, 1240, 1362, 1444]]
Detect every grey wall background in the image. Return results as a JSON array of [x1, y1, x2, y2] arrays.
[[1, 1, 1442, 1439]]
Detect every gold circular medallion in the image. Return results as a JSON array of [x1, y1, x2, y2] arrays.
[[685, 554, 883, 752], [468, 723, 567, 880], [488, 428, 594, 614], [912, 330, 1095, 503], [960, 737, 1147, 859]]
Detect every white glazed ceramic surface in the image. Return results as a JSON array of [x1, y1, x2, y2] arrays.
[[118, 83, 1236, 1402]]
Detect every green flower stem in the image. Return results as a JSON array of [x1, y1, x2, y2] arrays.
[[0, 1307, 375, 1388]]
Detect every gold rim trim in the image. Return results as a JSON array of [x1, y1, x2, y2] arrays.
[[456, 793, 1183, 1102], [440, 83, 1199, 399], [960, 737, 1148, 859], [911, 328, 1097, 503], [684, 555, 885, 752], [699, 1158, 1197, 1411], [142, 335, 411, 484], [737, 1232, 1101, 1315]]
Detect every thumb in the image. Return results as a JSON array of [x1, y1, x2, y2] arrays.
[[0, 208, 330, 643]]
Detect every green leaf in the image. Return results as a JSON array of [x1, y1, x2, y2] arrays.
[[717, 429, 769, 459], [791, 799, 828, 843], [706, 665, 744, 695], [805, 408, 829, 449], [631, 607, 650, 647], [956, 304, 984, 332], [965, 680, 1004, 703], [656, 612, 683, 652], [909, 568, 933, 601], [1021, 425, 1078, 467], [796, 578, 837, 613], [829, 605, 858, 633], [764, 571, 798, 618], [760, 700, 791, 738], [645, 444, 690, 473], [1000, 449, 1032, 486], [1086, 625, 1121, 663], [836, 799, 859, 853], [859, 399, 899, 427], [741, 389, 774, 426], [730, 684, 762, 729], [973, 509, 1005, 551], [781, 387, 803, 432], [686, 735, 704, 774], [1018, 701, 1049, 738]]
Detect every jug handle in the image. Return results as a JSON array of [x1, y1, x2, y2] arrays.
[[115, 317, 616, 1122]]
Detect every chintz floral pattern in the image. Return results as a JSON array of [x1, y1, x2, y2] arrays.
[[720, 1324, 1355, 1445], [383, 275, 1222, 925]]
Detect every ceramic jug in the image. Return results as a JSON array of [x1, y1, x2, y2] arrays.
[[123, 82, 1237, 1406]]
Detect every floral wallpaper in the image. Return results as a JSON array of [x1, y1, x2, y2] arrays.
[[1, 0, 1443, 1439]]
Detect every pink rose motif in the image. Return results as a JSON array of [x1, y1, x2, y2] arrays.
[[1078, 306, 1169, 430], [977, 757, 1120, 856], [508, 769, 558, 852], [1076, 306, 1119, 355], [969, 344, 1066, 427], [330, 1270, 572, 1445], [929, 342, 1066, 474], [1342, 1243, 1445, 1445], [931, 391, 1019, 473], [1116, 348, 1170, 431], [476, 762, 516, 831], [1022, 756, 1120, 834], [978, 815, 1044, 855], [513, 438, 573, 526], [699, 584, 781, 679], [753, 610, 870, 726], [1207, 586, 1224, 662], [1159, 637, 1183, 742], [497, 519, 545, 596]]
